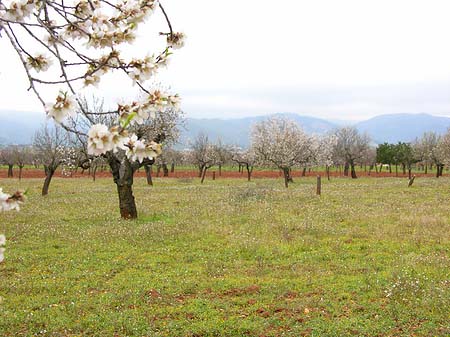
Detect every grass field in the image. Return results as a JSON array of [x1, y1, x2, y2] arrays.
[[0, 176, 449, 336]]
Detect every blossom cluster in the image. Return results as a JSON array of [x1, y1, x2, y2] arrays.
[[1, 0, 185, 165], [0, 188, 25, 212]]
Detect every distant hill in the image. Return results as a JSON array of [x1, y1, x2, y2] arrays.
[[355, 113, 450, 143], [1, 110, 450, 147], [0, 110, 45, 145], [180, 113, 337, 148]]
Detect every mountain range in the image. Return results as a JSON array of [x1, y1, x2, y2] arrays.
[[1, 110, 450, 147]]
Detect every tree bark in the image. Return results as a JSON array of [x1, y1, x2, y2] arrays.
[[162, 164, 169, 177], [201, 166, 207, 183], [42, 167, 55, 196], [144, 164, 153, 186], [344, 162, 349, 176], [350, 162, 357, 179], [246, 164, 253, 181], [7, 164, 13, 178], [282, 167, 290, 188], [219, 164, 222, 176], [19, 165, 24, 181], [108, 155, 138, 219], [170, 163, 175, 173], [302, 167, 307, 177]]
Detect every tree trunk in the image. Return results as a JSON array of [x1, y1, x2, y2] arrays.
[[162, 164, 169, 177], [389, 164, 392, 173], [156, 165, 161, 177], [219, 164, 222, 176], [344, 162, 349, 176], [7, 164, 13, 178], [350, 162, 357, 179], [302, 167, 307, 177], [326, 166, 331, 181], [170, 163, 175, 173], [198, 165, 204, 178], [282, 167, 290, 188], [19, 165, 24, 181], [92, 165, 98, 182], [402, 164, 406, 174], [201, 166, 207, 183], [144, 164, 153, 186], [425, 164, 428, 174], [408, 167, 412, 180], [42, 167, 55, 196], [395, 165, 398, 177], [246, 164, 253, 181], [108, 155, 138, 219]]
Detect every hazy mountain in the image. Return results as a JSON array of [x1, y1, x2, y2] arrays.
[[1, 110, 450, 147], [355, 113, 450, 143], [180, 113, 337, 148], [0, 110, 45, 145]]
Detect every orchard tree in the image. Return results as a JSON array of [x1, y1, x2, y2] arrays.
[[333, 126, 371, 179], [33, 125, 68, 195], [251, 117, 310, 188], [0, 0, 185, 220], [313, 134, 337, 180], [413, 132, 443, 176], [0, 147, 15, 178], [13, 146, 33, 180], [189, 133, 217, 182], [214, 140, 233, 176], [232, 148, 256, 181]]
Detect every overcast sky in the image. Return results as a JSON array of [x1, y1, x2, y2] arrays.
[[2, 0, 450, 120]]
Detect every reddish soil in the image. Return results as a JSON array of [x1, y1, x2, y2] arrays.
[[0, 168, 447, 180]]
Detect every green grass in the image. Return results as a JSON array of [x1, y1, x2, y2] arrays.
[[0, 176, 449, 336]]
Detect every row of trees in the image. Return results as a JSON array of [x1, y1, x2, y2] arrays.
[[377, 132, 450, 178], [4, 118, 450, 193]]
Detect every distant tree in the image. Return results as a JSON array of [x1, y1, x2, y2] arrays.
[[413, 132, 442, 176], [214, 140, 233, 177], [333, 127, 371, 179], [33, 125, 68, 196], [0, 147, 15, 178], [189, 133, 217, 182], [395, 142, 418, 179], [376, 143, 394, 172], [13, 146, 34, 180], [251, 117, 310, 188], [232, 148, 256, 181]]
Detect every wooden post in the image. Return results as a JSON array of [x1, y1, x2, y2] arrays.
[[212, 171, 216, 180], [316, 175, 321, 195]]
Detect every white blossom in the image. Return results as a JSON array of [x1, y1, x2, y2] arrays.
[[45, 92, 76, 123], [87, 124, 114, 155]]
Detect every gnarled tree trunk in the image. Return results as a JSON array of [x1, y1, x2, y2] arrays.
[[108, 155, 138, 219]]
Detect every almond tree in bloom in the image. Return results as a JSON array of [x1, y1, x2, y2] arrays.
[[33, 124, 69, 195], [332, 126, 371, 179], [311, 134, 337, 180], [232, 147, 256, 182], [0, 0, 184, 219], [251, 117, 310, 188], [189, 133, 218, 183]]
